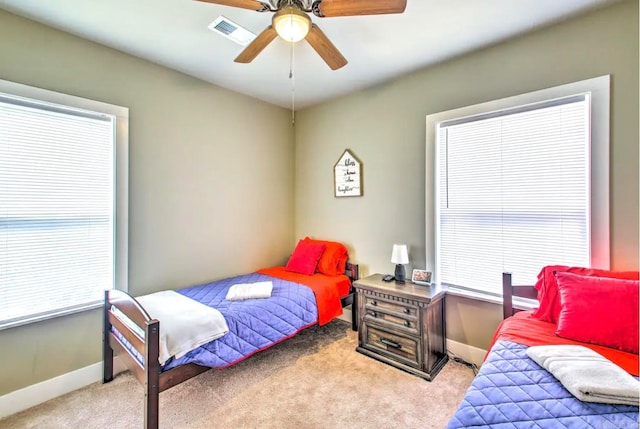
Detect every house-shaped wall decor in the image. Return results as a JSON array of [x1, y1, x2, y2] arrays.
[[334, 149, 362, 197]]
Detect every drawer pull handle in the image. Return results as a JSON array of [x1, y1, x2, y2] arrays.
[[403, 308, 410, 314], [380, 338, 402, 349], [368, 311, 378, 318], [371, 301, 378, 306], [404, 321, 410, 327]]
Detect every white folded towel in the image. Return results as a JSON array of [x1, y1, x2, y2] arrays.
[[527, 345, 640, 406], [137, 290, 229, 365], [226, 281, 273, 301]]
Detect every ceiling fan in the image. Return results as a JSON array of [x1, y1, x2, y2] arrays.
[[196, 0, 407, 70]]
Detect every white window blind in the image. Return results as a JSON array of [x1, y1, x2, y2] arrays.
[[436, 95, 590, 294], [0, 93, 115, 327]]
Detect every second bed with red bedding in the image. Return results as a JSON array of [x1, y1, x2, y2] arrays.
[[447, 269, 639, 428]]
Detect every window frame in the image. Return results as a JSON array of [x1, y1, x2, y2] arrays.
[[425, 75, 610, 296], [0, 79, 129, 330]]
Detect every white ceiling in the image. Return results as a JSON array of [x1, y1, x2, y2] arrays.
[[0, 0, 619, 109]]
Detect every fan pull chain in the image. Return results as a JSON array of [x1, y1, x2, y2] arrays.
[[289, 38, 295, 124]]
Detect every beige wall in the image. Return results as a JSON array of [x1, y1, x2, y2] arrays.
[[294, 0, 639, 349], [0, 10, 295, 395]]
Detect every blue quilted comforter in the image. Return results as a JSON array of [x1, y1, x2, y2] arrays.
[[159, 272, 318, 370], [447, 341, 639, 429]]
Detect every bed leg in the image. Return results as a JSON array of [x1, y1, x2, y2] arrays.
[[502, 272, 513, 319], [145, 380, 159, 429], [351, 293, 358, 331], [145, 320, 160, 429], [103, 290, 114, 383]]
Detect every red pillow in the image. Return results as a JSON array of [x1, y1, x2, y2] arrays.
[[531, 265, 640, 323], [554, 271, 639, 354], [304, 238, 348, 276], [285, 240, 326, 276]]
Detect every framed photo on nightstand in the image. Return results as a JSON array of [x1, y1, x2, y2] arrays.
[[412, 269, 432, 285]]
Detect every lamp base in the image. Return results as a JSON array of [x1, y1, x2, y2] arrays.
[[394, 264, 406, 283]]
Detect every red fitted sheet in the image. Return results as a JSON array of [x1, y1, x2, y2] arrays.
[[487, 310, 639, 376]]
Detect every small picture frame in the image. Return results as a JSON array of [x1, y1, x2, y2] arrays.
[[412, 269, 432, 285]]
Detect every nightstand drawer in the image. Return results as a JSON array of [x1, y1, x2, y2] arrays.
[[364, 310, 418, 333], [364, 325, 419, 368], [364, 295, 417, 318]]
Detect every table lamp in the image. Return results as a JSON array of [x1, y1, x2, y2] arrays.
[[391, 244, 409, 282]]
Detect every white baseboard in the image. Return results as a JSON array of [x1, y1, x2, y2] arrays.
[[446, 339, 487, 368], [0, 357, 125, 419]]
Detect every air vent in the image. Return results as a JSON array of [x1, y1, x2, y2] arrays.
[[208, 16, 256, 46]]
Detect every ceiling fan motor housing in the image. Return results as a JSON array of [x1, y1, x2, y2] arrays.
[[275, 0, 308, 10]]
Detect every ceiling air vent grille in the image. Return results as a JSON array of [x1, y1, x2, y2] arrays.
[[208, 16, 256, 46], [214, 20, 237, 35]]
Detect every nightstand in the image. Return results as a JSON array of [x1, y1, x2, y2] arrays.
[[354, 274, 448, 381]]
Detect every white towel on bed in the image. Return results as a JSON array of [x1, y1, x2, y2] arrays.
[[225, 281, 273, 301], [527, 345, 640, 406], [137, 290, 229, 365]]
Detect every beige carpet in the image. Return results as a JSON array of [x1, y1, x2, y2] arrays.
[[1, 320, 475, 429]]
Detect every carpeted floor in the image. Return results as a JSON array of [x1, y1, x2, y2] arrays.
[[1, 320, 475, 429]]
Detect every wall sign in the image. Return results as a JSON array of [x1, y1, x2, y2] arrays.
[[334, 149, 362, 197]]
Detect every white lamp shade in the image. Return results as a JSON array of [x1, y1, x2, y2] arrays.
[[391, 244, 409, 264], [273, 7, 311, 42]]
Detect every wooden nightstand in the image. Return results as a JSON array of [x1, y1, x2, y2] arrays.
[[354, 274, 448, 381]]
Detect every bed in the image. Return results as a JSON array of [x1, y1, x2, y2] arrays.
[[446, 269, 640, 428], [102, 238, 359, 429]]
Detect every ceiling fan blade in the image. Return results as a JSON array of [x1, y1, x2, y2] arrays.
[[305, 24, 347, 71], [313, 0, 406, 17], [194, 0, 267, 12], [235, 25, 278, 63]]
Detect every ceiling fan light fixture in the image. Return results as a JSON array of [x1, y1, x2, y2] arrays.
[[273, 6, 311, 43]]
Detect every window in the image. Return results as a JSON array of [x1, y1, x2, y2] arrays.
[[0, 80, 128, 329], [426, 76, 610, 295]]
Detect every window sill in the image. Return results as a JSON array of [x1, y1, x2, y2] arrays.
[[445, 286, 538, 310]]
